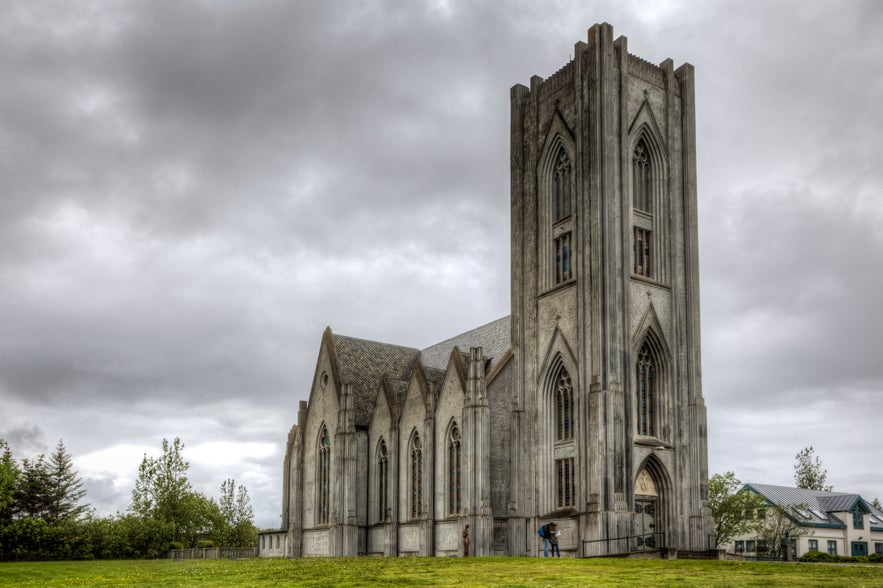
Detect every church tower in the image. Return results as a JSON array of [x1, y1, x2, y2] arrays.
[[509, 23, 712, 555]]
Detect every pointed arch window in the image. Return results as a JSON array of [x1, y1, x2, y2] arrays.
[[633, 138, 652, 213], [553, 150, 572, 221], [447, 424, 462, 516], [555, 367, 574, 442], [410, 433, 423, 520], [317, 425, 331, 525], [636, 342, 656, 437], [377, 440, 389, 523], [632, 136, 657, 280]]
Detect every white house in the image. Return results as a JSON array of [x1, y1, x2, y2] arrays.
[[729, 483, 883, 559]]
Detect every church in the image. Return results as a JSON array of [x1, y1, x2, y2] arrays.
[[259, 23, 713, 558]]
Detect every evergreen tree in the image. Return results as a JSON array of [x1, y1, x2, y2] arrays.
[[793, 446, 832, 491], [46, 439, 88, 522], [0, 440, 20, 525], [15, 455, 52, 520]]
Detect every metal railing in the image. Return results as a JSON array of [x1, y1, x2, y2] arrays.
[[581, 532, 666, 557]]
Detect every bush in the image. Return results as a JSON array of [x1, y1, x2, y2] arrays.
[[196, 539, 214, 548], [799, 551, 856, 563], [167, 541, 184, 550]]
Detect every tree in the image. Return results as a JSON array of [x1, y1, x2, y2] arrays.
[[218, 478, 256, 546], [872, 497, 882, 511], [14, 455, 52, 520], [131, 437, 192, 523], [793, 446, 832, 491], [708, 472, 767, 548], [0, 440, 19, 525], [755, 504, 809, 559], [45, 439, 88, 523]]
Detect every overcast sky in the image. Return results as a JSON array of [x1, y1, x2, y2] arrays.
[[2, 0, 881, 529]]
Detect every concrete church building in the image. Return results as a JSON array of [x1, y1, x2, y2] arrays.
[[259, 23, 713, 558]]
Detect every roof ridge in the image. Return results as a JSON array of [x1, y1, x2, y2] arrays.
[[421, 315, 509, 353]]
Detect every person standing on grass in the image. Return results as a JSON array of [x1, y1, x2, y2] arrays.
[[463, 524, 470, 556], [548, 522, 561, 557]]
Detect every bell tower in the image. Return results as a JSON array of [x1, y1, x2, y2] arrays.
[[509, 23, 712, 556]]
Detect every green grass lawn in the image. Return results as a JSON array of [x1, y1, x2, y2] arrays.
[[2, 557, 883, 587]]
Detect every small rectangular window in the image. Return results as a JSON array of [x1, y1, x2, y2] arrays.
[[745, 540, 755, 553], [875, 543, 883, 555], [633, 227, 652, 278], [808, 539, 818, 552], [828, 540, 837, 555], [734, 540, 744, 553], [555, 233, 573, 284], [556, 457, 575, 508]]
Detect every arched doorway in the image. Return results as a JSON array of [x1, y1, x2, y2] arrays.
[[634, 468, 659, 550]]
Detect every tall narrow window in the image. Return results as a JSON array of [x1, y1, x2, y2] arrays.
[[633, 227, 652, 278], [853, 506, 864, 530], [378, 440, 389, 523], [633, 139, 652, 213], [555, 367, 573, 442], [555, 232, 573, 284], [556, 457, 575, 508], [553, 150, 572, 221], [317, 426, 331, 525], [636, 343, 655, 437], [448, 424, 461, 516], [410, 433, 423, 520]]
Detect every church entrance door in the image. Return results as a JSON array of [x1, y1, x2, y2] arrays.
[[635, 498, 657, 549]]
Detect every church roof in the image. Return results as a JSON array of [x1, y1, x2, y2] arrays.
[[331, 334, 420, 427], [327, 316, 510, 426], [420, 316, 511, 371]]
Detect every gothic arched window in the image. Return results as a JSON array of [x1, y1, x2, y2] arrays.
[[636, 343, 656, 437], [447, 423, 462, 516], [552, 147, 574, 285], [410, 433, 423, 520], [377, 440, 389, 523], [633, 138, 652, 213], [553, 150, 572, 222], [555, 367, 574, 442], [317, 425, 331, 525]]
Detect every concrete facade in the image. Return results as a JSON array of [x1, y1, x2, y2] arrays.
[[263, 23, 713, 559]]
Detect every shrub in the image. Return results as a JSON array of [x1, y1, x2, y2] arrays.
[[167, 541, 184, 550], [196, 539, 214, 548], [799, 551, 856, 563]]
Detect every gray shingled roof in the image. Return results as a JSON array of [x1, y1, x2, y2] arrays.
[[745, 483, 876, 528], [331, 334, 419, 427], [420, 316, 511, 371]]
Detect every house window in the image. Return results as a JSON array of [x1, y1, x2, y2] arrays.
[[410, 433, 423, 519], [734, 540, 744, 553], [377, 440, 389, 522], [317, 426, 331, 525], [553, 150, 572, 222], [853, 506, 864, 529], [556, 457, 575, 508], [555, 232, 573, 284], [633, 138, 652, 213], [875, 543, 883, 555], [555, 367, 574, 442], [636, 342, 656, 437], [828, 540, 837, 555], [633, 227, 652, 278], [808, 539, 818, 552], [448, 424, 462, 516], [745, 540, 755, 553]]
